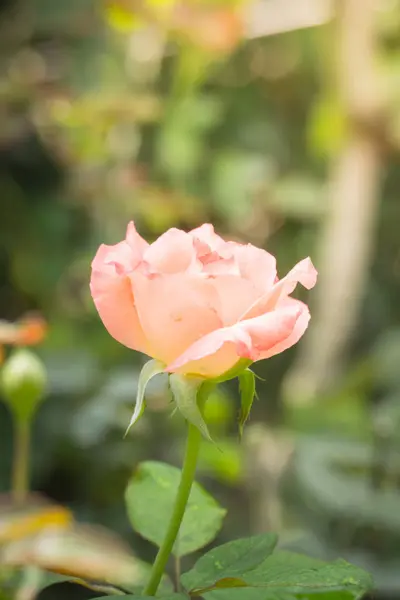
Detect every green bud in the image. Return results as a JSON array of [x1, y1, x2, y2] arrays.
[[1, 349, 47, 422]]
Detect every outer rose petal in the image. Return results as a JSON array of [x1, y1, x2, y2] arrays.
[[241, 257, 317, 319], [189, 223, 226, 252], [125, 221, 149, 256], [167, 305, 302, 378], [129, 271, 222, 364], [230, 243, 277, 292], [143, 228, 198, 274], [259, 299, 310, 360], [210, 275, 260, 326], [90, 245, 151, 354]]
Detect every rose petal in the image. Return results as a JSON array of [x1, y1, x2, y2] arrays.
[[143, 228, 198, 274], [231, 243, 277, 292], [90, 245, 151, 354], [125, 221, 149, 255], [258, 299, 310, 360], [241, 257, 317, 319], [210, 275, 260, 326], [129, 271, 222, 364], [167, 304, 302, 378], [189, 223, 226, 252]]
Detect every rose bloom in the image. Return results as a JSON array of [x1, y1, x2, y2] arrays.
[[90, 223, 317, 379]]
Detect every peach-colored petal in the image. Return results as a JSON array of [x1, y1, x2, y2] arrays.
[[166, 327, 253, 378], [190, 223, 226, 252], [210, 275, 260, 326], [259, 299, 310, 360], [241, 257, 317, 319], [125, 221, 149, 255], [93, 241, 137, 275], [143, 228, 198, 274], [129, 271, 222, 364], [167, 304, 302, 378], [90, 245, 151, 354], [230, 243, 277, 292], [270, 257, 317, 303]]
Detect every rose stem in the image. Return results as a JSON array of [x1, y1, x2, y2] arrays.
[[143, 420, 202, 595]]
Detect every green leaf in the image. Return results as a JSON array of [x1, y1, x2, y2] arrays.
[[202, 551, 373, 600], [204, 589, 366, 599], [169, 374, 211, 440], [238, 369, 256, 436], [181, 533, 278, 593], [125, 461, 226, 557], [91, 596, 187, 599], [125, 359, 165, 435]]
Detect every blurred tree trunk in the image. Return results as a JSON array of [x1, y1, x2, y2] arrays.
[[284, 0, 384, 402]]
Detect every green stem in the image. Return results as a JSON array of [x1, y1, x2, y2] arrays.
[[12, 419, 31, 505], [144, 421, 202, 596]]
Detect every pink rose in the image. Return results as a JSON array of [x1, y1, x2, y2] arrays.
[[90, 222, 317, 379]]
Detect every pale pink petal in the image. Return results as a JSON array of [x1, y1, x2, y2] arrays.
[[142, 228, 199, 275], [167, 305, 302, 378], [93, 241, 137, 275], [210, 275, 260, 326], [258, 299, 310, 360], [90, 245, 151, 354], [231, 243, 277, 292], [189, 223, 226, 251], [240, 257, 317, 320], [129, 271, 222, 365], [125, 221, 149, 255], [191, 227, 240, 276], [166, 326, 253, 378]]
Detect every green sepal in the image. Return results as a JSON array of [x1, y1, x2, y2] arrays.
[[238, 369, 256, 438], [169, 374, 211, 441], [125, 359, 165, 436], [213, 359, 253, 384]]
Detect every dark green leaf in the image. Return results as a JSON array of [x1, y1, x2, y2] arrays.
[[203, 552, 372, 599], [91, 596, 188, 600], [181, 533, 277, 592], [205, 590, 355, 600], [238, 369, 256, 436], [125, 461, 226, 557]]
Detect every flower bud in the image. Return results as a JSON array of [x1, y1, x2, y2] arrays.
[[1, 349, 47, 422]]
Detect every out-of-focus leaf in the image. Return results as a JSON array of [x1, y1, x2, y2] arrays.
[[211, 152, 269, 224], [94, 594, 188, 600], [157, 96, 222, 181], [290, 436, 400, 532], [104, 3, 142, 32], [0, 496, 72, 543], [181, 533, 277, 593], [1, 521, 164, 593], [307, 96, 346, 158], [125, 461, 226, 557], [371, 328, 400, 388], [269, 175, 325, 221], [199, 439, 243, 485]]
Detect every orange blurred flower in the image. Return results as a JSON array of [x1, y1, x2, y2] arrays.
[[0, 315, 47, 364]]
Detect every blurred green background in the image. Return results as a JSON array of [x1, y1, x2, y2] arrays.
[[1, 0, 400, 598]]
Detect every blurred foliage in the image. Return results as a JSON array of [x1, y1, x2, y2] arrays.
[[0, 0, 400, 598]]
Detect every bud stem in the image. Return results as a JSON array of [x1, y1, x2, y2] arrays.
[[143, 421, 202, 595], [12, 419, 31, 505]]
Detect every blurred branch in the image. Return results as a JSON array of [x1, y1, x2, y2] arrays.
[[285, 0, 385, 401], [244, 426, 293, 533], [245, 0, 332, 38]]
